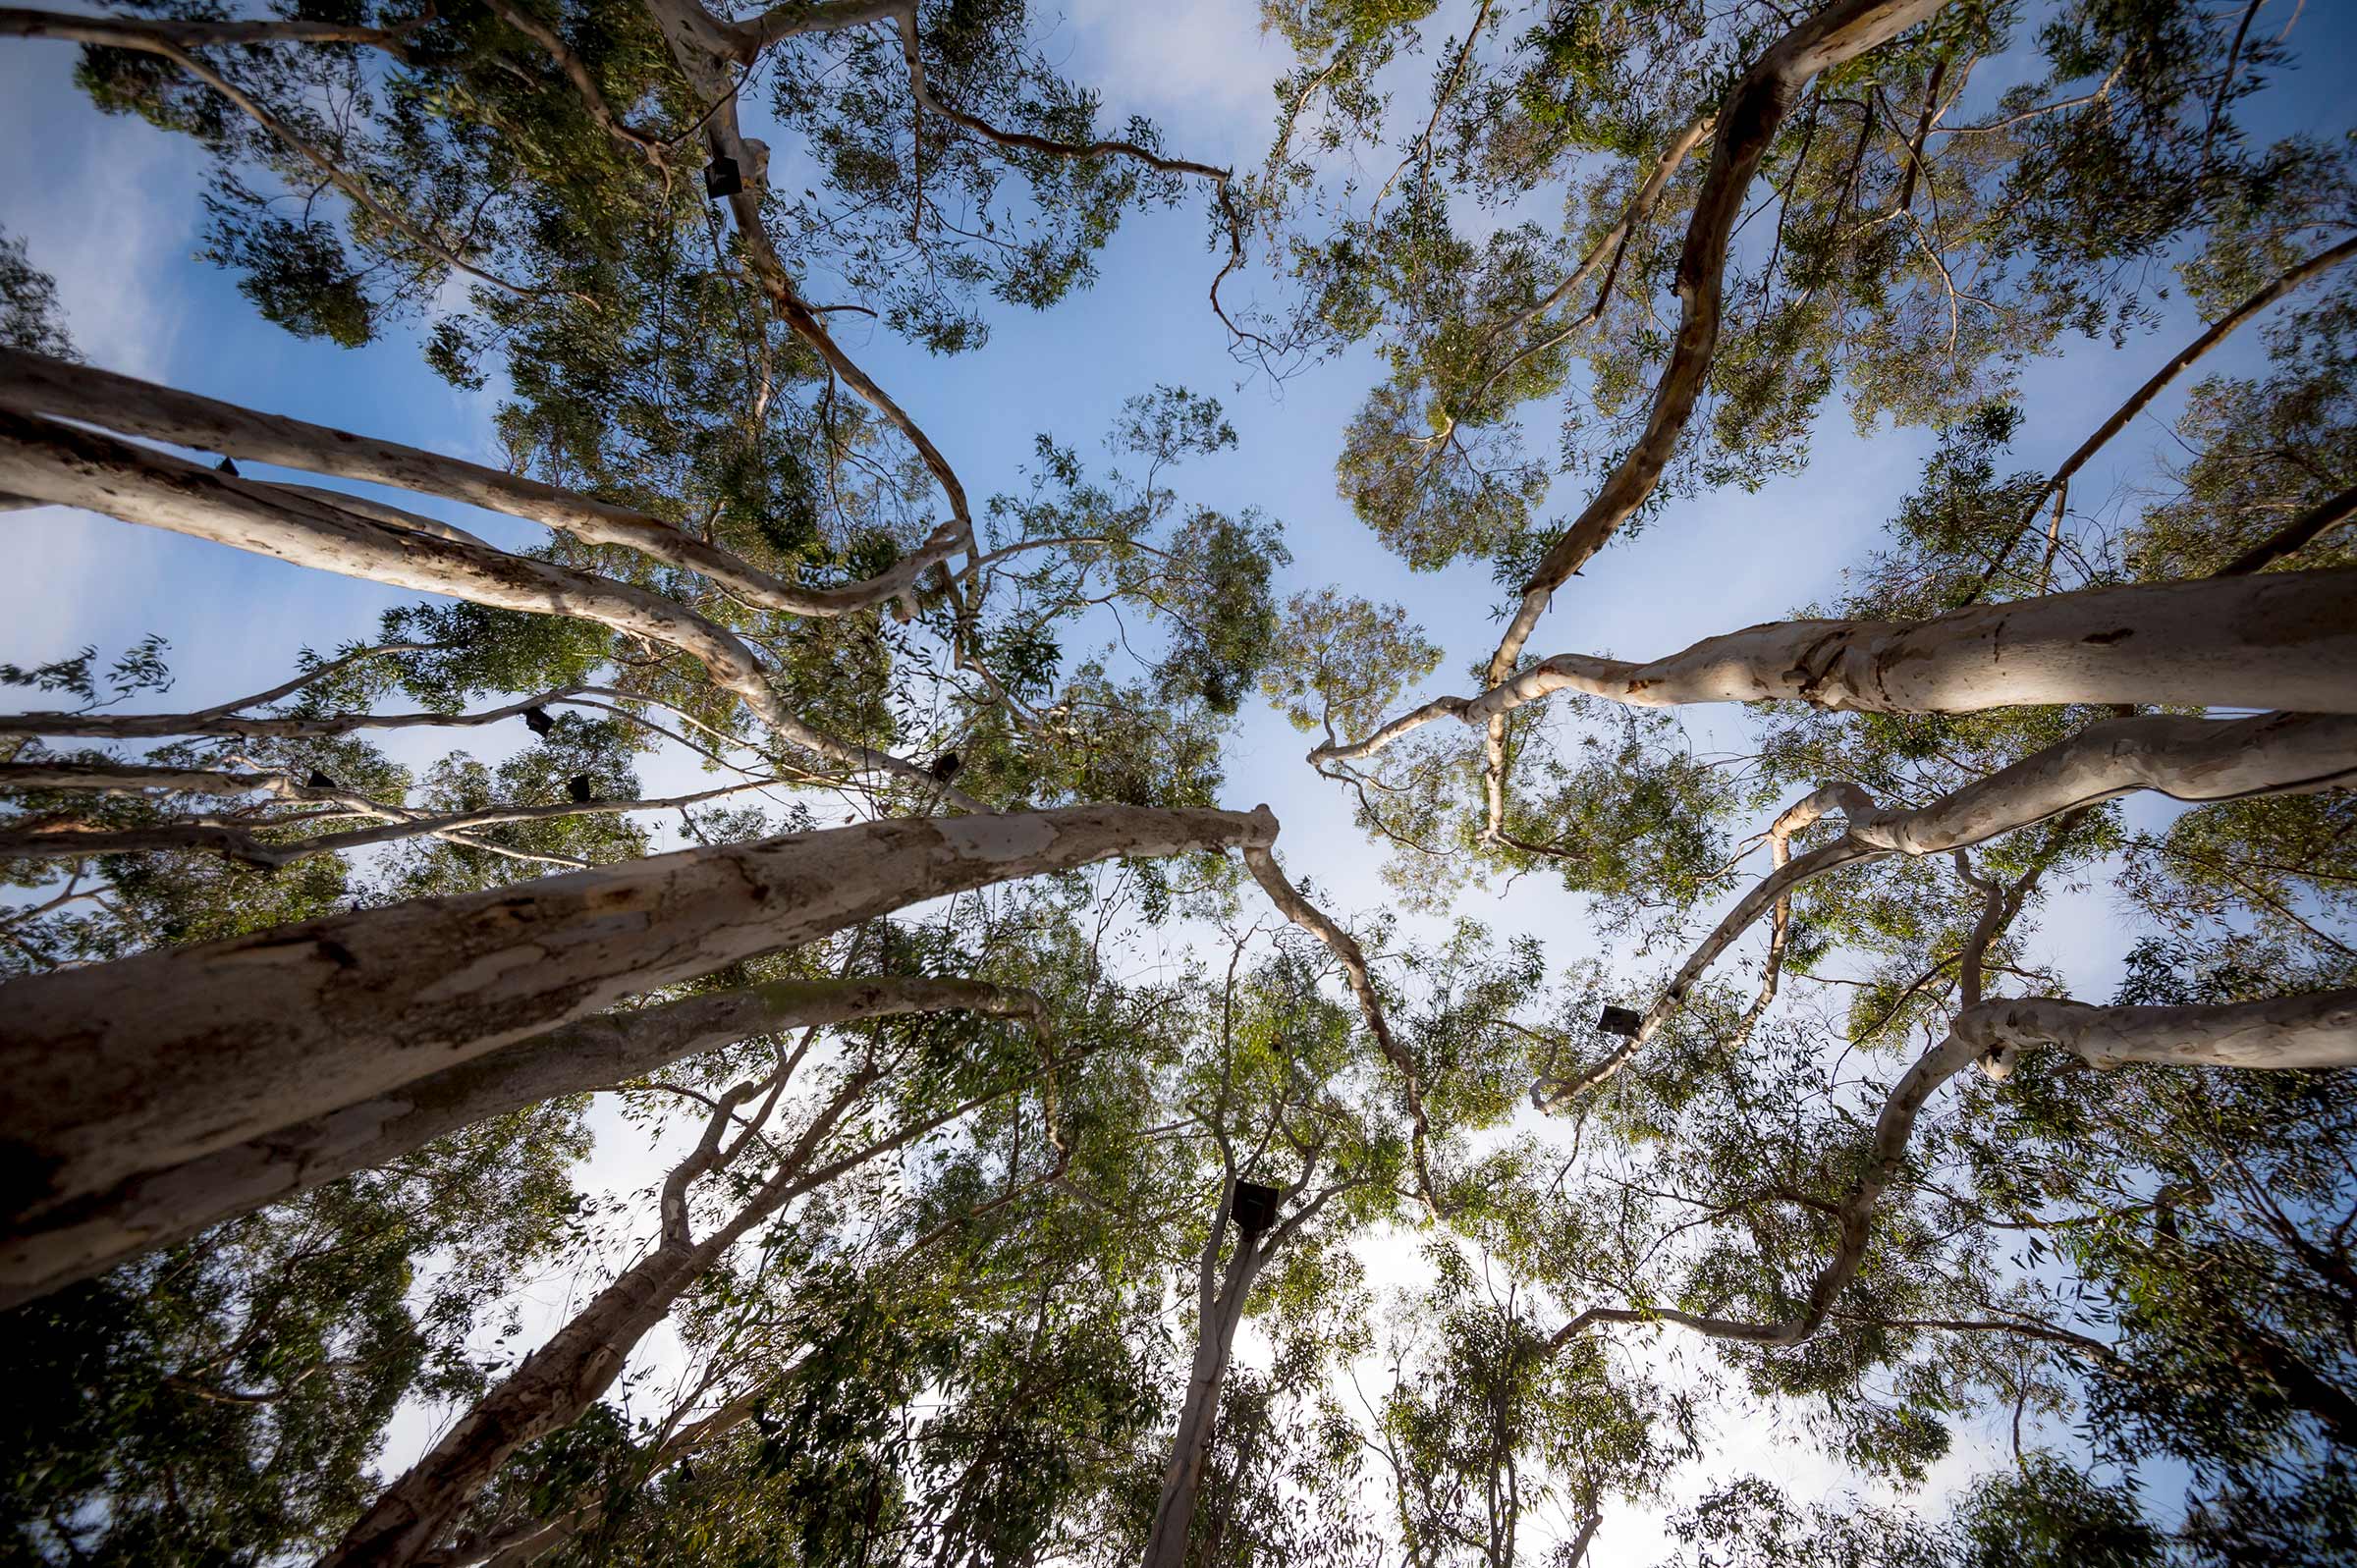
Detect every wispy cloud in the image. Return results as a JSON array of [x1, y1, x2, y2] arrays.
[[0, 46, 210, 380]]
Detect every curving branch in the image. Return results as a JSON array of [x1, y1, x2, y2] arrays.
[[476, 0, 671, 161], [1545, 857, 2035, 1358], [0, 349, 963, 621], [0, 406, 976, 808], [0, 639, 442, 738], [1975, 233, 2357, 598], [1532, 711, 2357, 1106], [1457, 1, 1951, 840], [0, 801, 1280, 1259], [1319, 570, 2357, 770], [0, 974, 1043, 1307], [1457, 110, 1718, 422], [1486, 0, 1954, 684], [0, 9, 545, 299], [324, 1031, 1076, 1567], [1240, 845, 1439, 1214]]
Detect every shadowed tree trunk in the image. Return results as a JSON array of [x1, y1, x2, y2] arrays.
[[1143, 1209, 1271, 1568]]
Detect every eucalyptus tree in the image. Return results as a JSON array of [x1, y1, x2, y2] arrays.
[[1255, 0, 2357, 1551], [0, 2, 1337, 1561]]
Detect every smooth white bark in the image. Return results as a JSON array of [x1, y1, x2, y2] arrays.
[[1326, 572, 2357, 769], [0, 804, 1276, 1253], [0, 406, 973, 806], [0, 976, 1040, 1307], [1973, 989, 2357, 1077], [0, 348, 962, 617]]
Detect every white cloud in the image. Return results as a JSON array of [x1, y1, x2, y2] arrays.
[[1056, 0, 1280, 165], [0, 47, 209, 379]]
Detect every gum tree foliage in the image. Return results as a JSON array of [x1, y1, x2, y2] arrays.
[[1, 0, 2355, 1564], [1249, 0, 2357, 1558]]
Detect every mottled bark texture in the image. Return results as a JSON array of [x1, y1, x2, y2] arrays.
[[1324, 571, 2357, 769], [0, 805, 1276, 1273], [0, 976, 1041, 1307]]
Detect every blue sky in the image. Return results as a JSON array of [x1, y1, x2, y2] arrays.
[[5, 0, 2355, 1556]]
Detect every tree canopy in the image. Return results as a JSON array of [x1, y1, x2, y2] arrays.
[[1, 0, 2354, 1564]]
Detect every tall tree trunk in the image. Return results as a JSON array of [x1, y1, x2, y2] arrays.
[[0, 347, 961, 617], [1322, 572, 2357, 767], [0, 804, 1276, 1258], [1143, 1232, 1265, 1568], [1969, 989, 2357, 1076], [0, 975, 1038, 1307], [0, 406, 972, 806]]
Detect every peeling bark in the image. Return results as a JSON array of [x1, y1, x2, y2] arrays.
[[0, 803, 1276, 1254], [0, 976, 1040, 1307]]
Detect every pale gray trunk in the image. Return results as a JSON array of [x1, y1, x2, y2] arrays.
[[1534, 713, 2357, 1105], [1143, 1234, 1263, 1568], [0, 804, 1275, 1256], [0, 976, 1038, 1307], [1327, 573, 2357, 768], [0, 406, 972, 806], [1971, 989, 2357, 1077], [0, 348, 962, 617]]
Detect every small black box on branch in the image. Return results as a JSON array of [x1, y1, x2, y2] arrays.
[[522, 706, 555, 736], [703, 156, 741, 199], [1230, 1180, 1281, 1236], [567, 774, 595, 804], [1597, 1004, 1643, 1038]]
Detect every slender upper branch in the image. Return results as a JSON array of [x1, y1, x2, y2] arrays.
[[0, 9, 545, 299], [1972, 233, 2357, 597], [1532, 711, 2357, 1105], [1486, 0, 1955, 685]]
